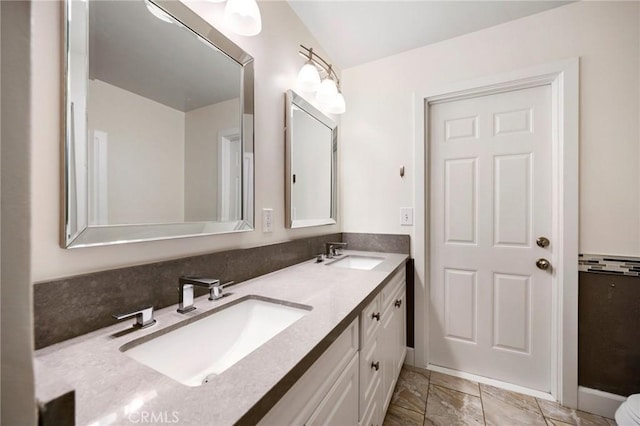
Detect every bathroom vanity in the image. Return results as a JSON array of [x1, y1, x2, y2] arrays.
[[35, 250, 408, 425]]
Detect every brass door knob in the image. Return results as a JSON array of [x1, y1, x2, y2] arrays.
[[536, 258, 551, 270], [536, 237, 550, 248]]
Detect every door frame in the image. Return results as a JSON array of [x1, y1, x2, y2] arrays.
[[413, 58, 579, 407]]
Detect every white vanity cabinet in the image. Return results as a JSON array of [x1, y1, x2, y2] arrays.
[[360, 269, 407, 426], [259, 266, 407, 426], [258, 319, 359, 426]]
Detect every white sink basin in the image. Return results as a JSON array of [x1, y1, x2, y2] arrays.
[[328, 255, 384, 270], [121, 297, 311, 387]]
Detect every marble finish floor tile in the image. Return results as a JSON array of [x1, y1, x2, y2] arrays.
[[537, 399, 611, 426], [547, 418, 576, 426], [430, 371, 481, 397], [383, 368, 617, 426], [383, 403, 424, 426], [425, 384, 484, 426], [391, 366, 431, 413], [480, 383, 546, 426]]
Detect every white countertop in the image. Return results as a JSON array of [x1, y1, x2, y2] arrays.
[[35, 250, 408, 425]]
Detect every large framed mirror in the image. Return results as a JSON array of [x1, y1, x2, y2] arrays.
[[285, 90, 337, 228], [63, 0, 254, 248]]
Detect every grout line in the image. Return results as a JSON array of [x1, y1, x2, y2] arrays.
[[479, 383, 488, 425], [423, 384, 431, 426], [430, 377, 482, 398]]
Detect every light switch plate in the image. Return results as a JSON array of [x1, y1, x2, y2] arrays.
[[400, 207, 413, 226], [262, 208, 274, 233]]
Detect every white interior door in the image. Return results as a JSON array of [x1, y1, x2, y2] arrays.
[[429, 84, 553, 392], [218, 131, 241, 221]]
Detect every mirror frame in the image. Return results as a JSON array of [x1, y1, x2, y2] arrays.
[[285, 90, 337, 228], [62, 0, 255, 248]]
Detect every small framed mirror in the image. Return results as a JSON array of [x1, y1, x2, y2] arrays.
[[285, 90, 337, 228], [63, 0, 254, 248]]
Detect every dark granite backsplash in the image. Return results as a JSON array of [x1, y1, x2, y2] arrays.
[[34, 233, 411, 349], [343, 232, 410, 254]]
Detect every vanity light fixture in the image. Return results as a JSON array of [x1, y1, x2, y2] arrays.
[[206, 0, 263, 37], [297, 45, 346, 114], [147, 0, 262, 36], [224, 0, 262, 36], [145, 0, 175, 24]]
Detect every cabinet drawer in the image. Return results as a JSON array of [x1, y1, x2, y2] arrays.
[[359, 337, 381, 419], [259, 319, 359, 425], [381, 268, 405, 310], [360, 296, 381, 349], [359, 374, 382, 426], [306, 352, 359, 426]]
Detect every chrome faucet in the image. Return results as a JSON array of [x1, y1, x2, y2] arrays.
[[325, 242, 348, 258], [178, 276, 232, 313], [112, 305, 156, 329]]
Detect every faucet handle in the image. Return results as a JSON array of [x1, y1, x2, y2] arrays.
[[112, 305, 156, 329], [209, 281, 234, 301]]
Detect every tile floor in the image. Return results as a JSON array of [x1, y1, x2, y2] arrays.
[[383, 366, 618, 426]]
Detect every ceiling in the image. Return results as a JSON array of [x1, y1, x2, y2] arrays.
[[287, 1, 573, 69], [89, 0, 241, 112]]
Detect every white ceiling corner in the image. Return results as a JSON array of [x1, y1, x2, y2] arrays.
[[286, 0, 573, 69]]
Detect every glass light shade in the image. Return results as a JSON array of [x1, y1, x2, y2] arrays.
[[297, 63, 321, 93], [326, 92, 346, 114], [316, 78, 338, 105], [224, 0, 262, 36], [145, 0, 174, 23]]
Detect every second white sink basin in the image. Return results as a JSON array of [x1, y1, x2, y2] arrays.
[[328, 255, 384, 270], [121, 296, 311, 387]]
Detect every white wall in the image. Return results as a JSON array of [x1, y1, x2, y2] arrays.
[[31, 1, 340, 281], [88, 79, 185, 224], [291, 106, 333, 221], [1, 2, 37, 424], [184, 97, 240, 221], [341, 1, 640, 257]]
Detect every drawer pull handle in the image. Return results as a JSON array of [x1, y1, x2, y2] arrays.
[[371, 361, 380, 371], [394, 299, 402, 308], [371, 312, 380, 321]]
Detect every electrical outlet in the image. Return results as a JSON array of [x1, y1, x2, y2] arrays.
[[262, 208, 274, 233], [400, 207, 413, 226]]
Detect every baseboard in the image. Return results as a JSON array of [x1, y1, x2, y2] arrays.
[[404, 347, 415, 367], [427, 364, 555, 401], [577, 386, 626, 419]]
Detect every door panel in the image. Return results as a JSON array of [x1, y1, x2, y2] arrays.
[[494, 154, 531, 247], [444, 269, 477, 343], [493, 273, 531, 353], [444, 158, 477, 244], [429, 85, 552, 392]]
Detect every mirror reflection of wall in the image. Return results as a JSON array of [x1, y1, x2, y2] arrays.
[[285, 90, 337, 228], [87, 79, 241, 225], [85, 0, 242, 226], [64, 0, 254, 247], [291, 105, 332, 221]]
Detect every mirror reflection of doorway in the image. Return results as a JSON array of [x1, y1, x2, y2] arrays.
[[218, 129, 241, 221]]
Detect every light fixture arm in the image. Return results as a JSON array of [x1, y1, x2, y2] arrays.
[[299, 44, 340, 87]]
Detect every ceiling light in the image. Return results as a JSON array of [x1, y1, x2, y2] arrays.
[[297, 45, 346, 115], [224, 0, 262, 37], [326, 92, 346, 115], [297, 62, 321, 92], [316, 77, 338, 105]]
